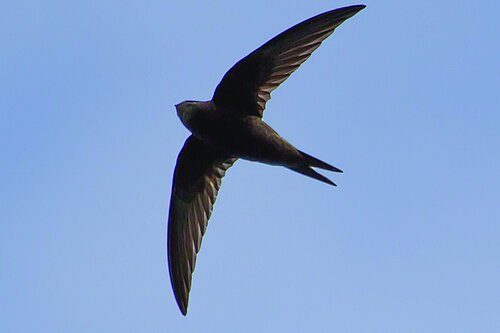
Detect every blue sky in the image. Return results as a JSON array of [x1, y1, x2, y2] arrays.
[[1, 1, 499, 332]]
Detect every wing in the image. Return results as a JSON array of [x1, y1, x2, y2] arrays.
[[212, 5, 365, 118], [168, 135, 236, 315]]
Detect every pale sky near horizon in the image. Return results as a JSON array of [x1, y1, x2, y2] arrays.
[[1, 1, 499, 332]]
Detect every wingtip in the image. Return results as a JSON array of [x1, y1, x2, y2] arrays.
[[177, 299, 188, 316], [341, 4, 367, 15], [171, 283, 189, 316], [351, 4, 367, 10]]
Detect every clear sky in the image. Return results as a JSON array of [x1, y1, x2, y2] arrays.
[[1, 1, 499, 332]]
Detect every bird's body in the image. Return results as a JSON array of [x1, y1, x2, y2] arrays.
[[168, 5, 366, 315], [177, 101, 304, 168]]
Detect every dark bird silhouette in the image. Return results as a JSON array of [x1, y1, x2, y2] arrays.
[[168, 5, 365, 315]]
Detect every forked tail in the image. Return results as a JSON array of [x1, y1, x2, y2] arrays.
[[298, 150, 343, 173], [290, 150, 343, 186]]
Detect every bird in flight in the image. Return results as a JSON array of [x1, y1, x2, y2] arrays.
[[168, 5, 365, 315]]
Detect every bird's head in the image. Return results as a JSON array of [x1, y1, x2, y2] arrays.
[[175, 101, 213, 132], [175, 101, 197, 131], [175, 101, 190, 123]]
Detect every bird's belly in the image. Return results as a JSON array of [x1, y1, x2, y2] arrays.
[[192, 115, 301, 167]]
